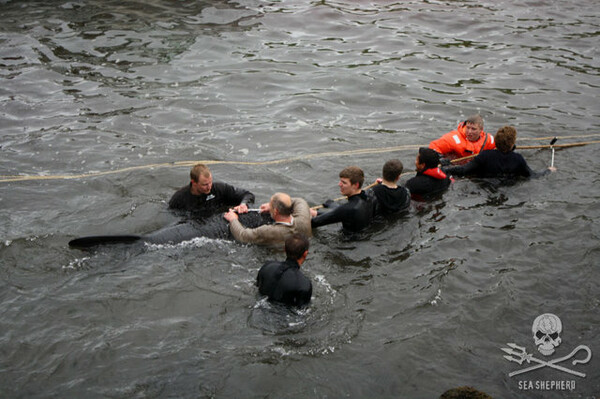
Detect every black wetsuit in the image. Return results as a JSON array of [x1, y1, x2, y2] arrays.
[[405, 169, 451, 200], [168, 181, 255, 217], [257, 258, 312, 306], [311, 191, 375, 233], [442, 149, 537, 178], [369, 184, 410, 215]]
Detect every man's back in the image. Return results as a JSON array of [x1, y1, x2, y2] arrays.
[[370, 184, 410, 215], [257, 259, 312, 306]]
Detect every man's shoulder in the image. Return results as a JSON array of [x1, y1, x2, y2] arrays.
[[280, 266, 310, 284], [291, 197, 309, 206], [210, 181, 231, 191], [278, 262, 310, 282], [509, 151, 527, 165], [259, 259, 284, 272], [173, 184, 190, 194], [407, 172, 447, 184], [373, 184, 407, 194], [477, 149, 496, 157], [168, 184, 192, 207], [371, 184, 386, 194], [477, 149, 504, 162], [404, 175, 419, 185], [291, 197, 311, 216]]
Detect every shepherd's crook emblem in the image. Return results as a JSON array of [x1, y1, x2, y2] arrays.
[[501, 343, 591, 377]]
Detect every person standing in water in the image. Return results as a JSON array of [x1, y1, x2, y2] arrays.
[[256, 233, 312, 306]]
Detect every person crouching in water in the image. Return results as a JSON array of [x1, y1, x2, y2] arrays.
[[442, 126, 556, 178], [405, 148, 452, 200], [256, 233, 312, 307]]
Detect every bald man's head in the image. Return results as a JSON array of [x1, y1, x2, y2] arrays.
[[270, 192, 293, 216]]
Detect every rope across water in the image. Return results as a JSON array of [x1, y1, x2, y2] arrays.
[[2, 134, 599, 183]]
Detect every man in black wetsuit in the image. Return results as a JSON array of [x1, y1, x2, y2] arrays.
[[405, 148, 452, 200], [442, 126, 556, 178], [168, 163, 255, 217], [256, 233, 312, 306], [369, 159, 410, 216], [310, 166, 375, 233]]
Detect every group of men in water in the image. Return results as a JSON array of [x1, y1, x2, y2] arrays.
[[168, 114, 555, 307]]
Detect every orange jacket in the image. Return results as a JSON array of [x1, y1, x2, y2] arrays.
[[429, 122, 496, 159]]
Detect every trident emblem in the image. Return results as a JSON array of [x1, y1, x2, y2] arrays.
[[501, 343, 592, 377]]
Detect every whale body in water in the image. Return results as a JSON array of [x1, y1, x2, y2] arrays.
[[69, 212, 272, 249]]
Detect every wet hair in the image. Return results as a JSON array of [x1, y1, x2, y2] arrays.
[[285, 233, 310, 260], [465, 114, 484, 129], [418, 147, 440, 169], [494, 126, 517, 153], [339, 166, 364, 188], [382, 159, 403, 182], [190, 164, 211, 182], [270, 193, 293, 216], [439, 386, 492, 399]]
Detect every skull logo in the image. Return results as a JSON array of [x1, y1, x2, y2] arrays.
[[532, 313, 562, 356]]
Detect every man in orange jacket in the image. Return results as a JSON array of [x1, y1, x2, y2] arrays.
[[429, 114, 496, 161]]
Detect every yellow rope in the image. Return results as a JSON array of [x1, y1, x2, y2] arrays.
[[2, 135, 599, 183], [517, 141, 600, 149], [0, 145, 423, 183], [517, 134, 600, 141]]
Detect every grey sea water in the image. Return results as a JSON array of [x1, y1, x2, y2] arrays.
[[1, 1, 598, 398]]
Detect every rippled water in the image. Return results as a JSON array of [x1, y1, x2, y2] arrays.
[[1, 1, 599, 398]]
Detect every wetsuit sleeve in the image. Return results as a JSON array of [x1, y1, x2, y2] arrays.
[[530, 168, 552, 178], [288, 278, 312, 306], [516, 153, 549, 178], [299, 279, 313, 306], [256, 261, 279, 294], [236, 186, 255, 205], [311, 203, 346, 228], [214, 182, 255, 206], [443, 156, 481, 177], [323, 199, 340, 209], [521, 159, 534, 178]]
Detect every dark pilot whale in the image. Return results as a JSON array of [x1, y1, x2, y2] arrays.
[[69, 211, 272, 249]]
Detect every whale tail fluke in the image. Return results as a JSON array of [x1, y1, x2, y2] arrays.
[[68, 235, 143, 248]]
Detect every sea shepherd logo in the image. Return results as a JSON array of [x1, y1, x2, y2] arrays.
[[501, 313, 592, 392]]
